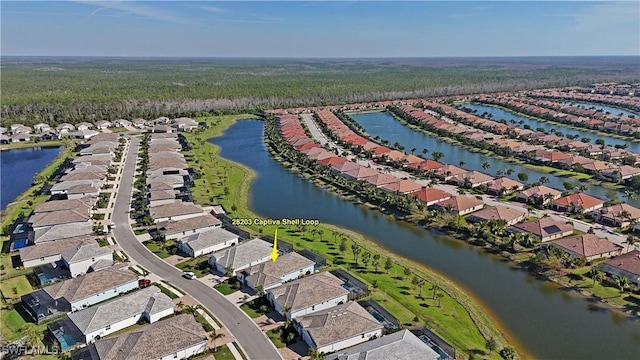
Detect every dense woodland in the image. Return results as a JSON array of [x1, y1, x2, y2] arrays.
[[2, 57, 639, 125]]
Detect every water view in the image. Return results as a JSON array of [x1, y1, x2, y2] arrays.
[[351, 112, 640, 208], [210, 120, 640, 360], [0, 146, 62, 210], [561, 101, 639, 118], [463, 104, 640, 153]]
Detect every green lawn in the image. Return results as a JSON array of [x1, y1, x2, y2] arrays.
[[175, 257, 211, 278], [0, 275, 33, 302], [182, 115, 513, 359], [152, 283, 179, 300], [212, 344, 235, 360], [558, 266, 640, 312], [214, 283, 237, 295], [266, 328, 287, 348], [143, 240, 175, 259]]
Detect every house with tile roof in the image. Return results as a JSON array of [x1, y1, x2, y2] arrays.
[[157, 214, 222, 240], [552, 193, 605, 214], [149, 202, 205, 223], [545, 234, 623, 262], [19, 236, 94, 269], [71, 314, 207, 360], [21, 267, 138, 323], [176, 227, 238, 257], [240, 252, 315, 291], [486, 177, 525, 195], [431, 196, 484, 216], [412, 187, 452, 206], [596, 203, 640, 229], [268, 271, 349, 320], [325, 329, 440, 360], [599, 250, 640, 290], [208, 238, 273, 276], [66, 286, 174, 344], [294, 301, 384, 354], [448, 171, 495, 188], [61, 243, 113, 277], [467, 205, 526, 226], [507, 217, 574, 242], [380, 179, 422, 194], [516, 186, 562, 205]]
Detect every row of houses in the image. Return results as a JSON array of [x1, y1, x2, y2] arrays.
[[527, 88, 640, 113], [416, 101, 640, 177], [278, 106, 640, 293], [205, 236, 441, 358], [20, 265, 209, 359], [15, 134, 126, 286]]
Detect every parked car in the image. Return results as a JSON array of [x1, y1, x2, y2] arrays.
[[138, 278, 151, 287], [183, 271, 196, 280]]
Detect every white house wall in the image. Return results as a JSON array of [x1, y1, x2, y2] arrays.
[[157, 342, 207, 360], [22, 254, 61, 269], [148, 307, 174, 323], [314, 328, 384, 354], [153, 213, 203, 224], [270, 293, 349, 320], [66, 252, 113, 277], [85, 314, 141, 343], [70, 280, 139, 312]]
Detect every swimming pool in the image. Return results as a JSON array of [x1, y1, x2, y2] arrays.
[[419, 334, 452, 360], [54, 331, 77, 351], [11, 239, 27, 250], [342, 283, 356, 291], [37, 272, 51, 285], [369, 309, 398, 330]]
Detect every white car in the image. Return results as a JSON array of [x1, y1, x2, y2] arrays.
[[183, 271, 196, 280]]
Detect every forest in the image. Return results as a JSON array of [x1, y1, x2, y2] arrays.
[[2, 56, 639, 125]]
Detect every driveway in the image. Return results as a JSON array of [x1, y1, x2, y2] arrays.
[[111, 136, 282, 360]]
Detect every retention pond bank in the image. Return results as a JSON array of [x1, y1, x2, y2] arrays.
[[210, 119, 639, 360]]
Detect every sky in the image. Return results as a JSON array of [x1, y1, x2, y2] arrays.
[[1, 1, 639, 57]]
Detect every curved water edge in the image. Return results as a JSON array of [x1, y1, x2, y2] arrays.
[[560, 101, 640, 118], [210, 119, 640, 360], [1, 146, 63, 210], [351, 111, 640, 208], [463, 103, 640, 152]]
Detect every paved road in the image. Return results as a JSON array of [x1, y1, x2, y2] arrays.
[[112, 136, 282, 360], [301, 113, 329, 146]]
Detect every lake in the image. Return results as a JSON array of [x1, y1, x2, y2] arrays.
[[210, 120, 640, 360], [561, 101, 639, 118], [1, 146, 62, 210], [464, 103, 640, 153], [351, 112, 640, 208]]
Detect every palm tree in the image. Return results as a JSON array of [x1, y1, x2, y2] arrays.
[[486, 337, 497, 356], [623, 235, 638, 253], [590, 266, 604, 286], [431, 151, 444, 162], [372, 254, 381, 273], [538, 176, 549, 185], [458, 160, 466, 168], [255, 284, 264, 297], [211, 329, 225, 351], [410, 147, 416, 154], [481, 161, 491, 170], [351, 244, 361, 264], [422, 148, 429, 155], [308, 348, 325, 360]]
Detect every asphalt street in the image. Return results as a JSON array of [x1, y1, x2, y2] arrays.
[[111, 136, 282, 360]]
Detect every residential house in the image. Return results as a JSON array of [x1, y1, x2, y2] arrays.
[[239, 252, 315, 291], [431, 196, 484, 216], [208, 238, 273, 276], [33, 123, 51, 133], [21, 267, 138, 323], [380, 179, 422, 194], [597, 203, 640, 228], [432, 165, 468, 181], [545, 234, 623, 262], [34, 222, 94, 244], [486, 177, 524, 196], [71, 314, 208, 360], [448, 171, 494, 188], [507, 217, 574, 242], [599, 250, 640, 290], [61, 243, 113, 277], [516, 186, 562, 205], [466, 205, 526, 226], [174, 117, 199, 131], [11, 133, 32, 143], [157, 214, 222, 240], [28, 209, 92, 232], [268, 271, 350, 320], [325, 329, 440, 360], [95, 120, 111, 130], [149, 202, 205, 223], [66, 286, 174, 343], [113, 119, 132, 128], [294, 301, 384, 354], [412, 187, 452, 206], [19, 236, 94, 269], [602, 165, 640, 181], [552, 193, 605, 214], [176, 227, 238, 257], [68, 130, 100, 139], [76, 122, 94, 131]]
